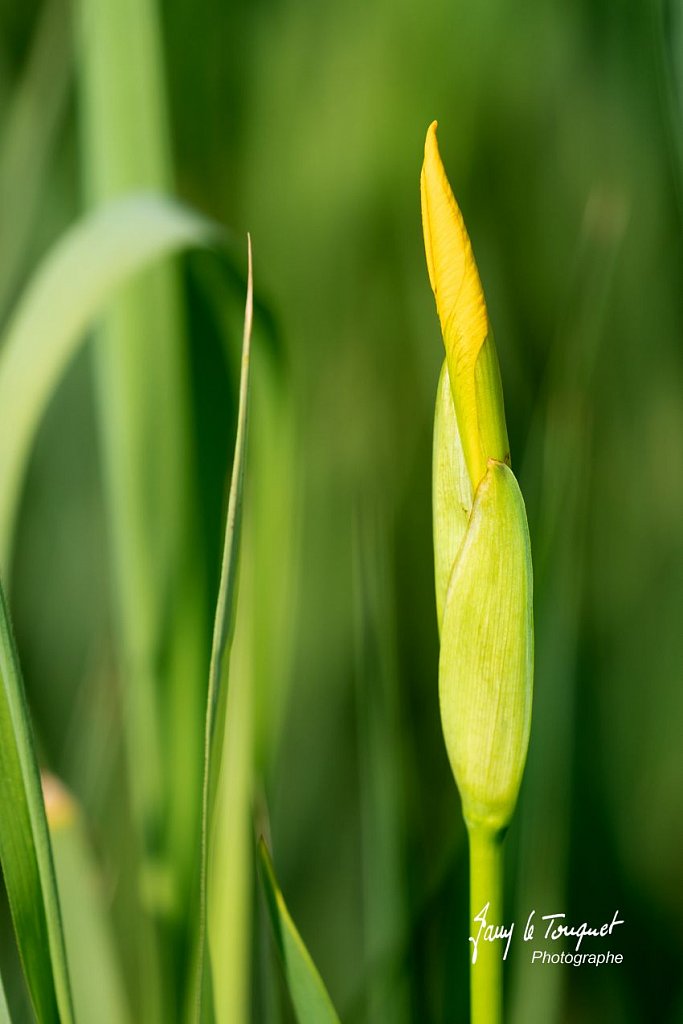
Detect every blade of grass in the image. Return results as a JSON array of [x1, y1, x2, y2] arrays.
[[257, 840, 341, 1024], [192, 238, 253, 1024], [247, 342, 298, 775], [42, 773, 131, 1024], [205, 369, 295, 1023], [207, 564, 254, 1024], [0, 195, 254, 1019], [0, 580, 74, 1024], [0, 193, 219, 570], [0, 0, 72, 320], [193, 252, 299, 776], [191, 220, 298, 1024], [0, 199, 247, 1019], [210, 344, 297, 1024]]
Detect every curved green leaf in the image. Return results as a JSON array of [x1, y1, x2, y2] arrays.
[[0, 582, 74, 1023], [0, 192, 219, 569], [258, 841, 340, 1024]]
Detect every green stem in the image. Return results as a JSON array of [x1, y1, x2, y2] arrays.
[[468, 826, 504, 1024]]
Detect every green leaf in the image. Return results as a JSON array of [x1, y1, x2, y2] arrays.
[[439, 461, 533, 833], [0, 582, 74, 1024], [193, 239, 253, 1023], [194, 257, 297, 1022], [0, 0, 71, 319], [205, 601, 254, 1024], [76, 0, 209, 947], [196, 252, 299, 774], [0, 192, 254, 1023], [257, 841, 340, 1024], [0, 192, 219, 571]]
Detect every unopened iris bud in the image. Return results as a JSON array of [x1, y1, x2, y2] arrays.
[[422, 121, 533, 833], [421, 120, 509, 493]]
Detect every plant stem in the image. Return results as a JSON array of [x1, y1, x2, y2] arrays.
[[468, 826, 504, 1024]]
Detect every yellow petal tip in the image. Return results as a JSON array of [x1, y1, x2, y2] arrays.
[[420, 121, 488, 374]]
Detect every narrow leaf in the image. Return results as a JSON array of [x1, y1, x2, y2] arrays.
[[0, 192, 219, 569], [193, 238, 253, 1022], [77, 0, 208, 942], [0, 582, 74, 1023], [258, 841, 341, 1024], [0, 0, 71, 319], [197, 240, 298, 1021]]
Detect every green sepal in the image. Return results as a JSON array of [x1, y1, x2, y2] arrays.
[[471, 332, 510, 481], [433, 360, 471, 632], [444, 331, 510, 496], [438, 460, 533, 831]]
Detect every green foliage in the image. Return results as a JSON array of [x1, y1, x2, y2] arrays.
[[0, 194, 218, 568], [0, 583, 73, 1023], [1, 0, 683, 1021], [196, 240, 253, 1024], [258, 842, 340, 1024], [0, 0, 71, 318], [76, 0, 206, 954], [0, 186, 258, 1022]]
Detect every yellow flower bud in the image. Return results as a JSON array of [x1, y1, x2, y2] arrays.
[[423, 122, 533, 833], [421, 121, 509, 492]]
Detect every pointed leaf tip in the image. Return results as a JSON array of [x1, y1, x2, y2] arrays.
[[258, 841, 341, 1024]]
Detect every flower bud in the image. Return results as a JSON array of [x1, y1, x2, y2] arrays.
[[423, 122, 533, 832], [421, 121, 509, 492], [438, 459, 533, 830]]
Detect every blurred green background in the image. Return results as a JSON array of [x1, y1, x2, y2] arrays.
[[1, 0, 683, 1021]]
